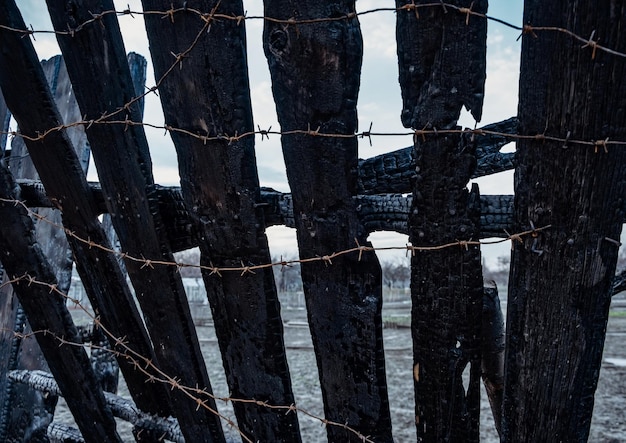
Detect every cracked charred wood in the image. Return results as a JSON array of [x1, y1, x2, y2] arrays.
[[503, 2, 626, 441], [45, 1, 225, 441], [481, 287, 505, 437], [264, 2, 392, 441], [142, 1, 301, 441], [13, 180, 520, 241], [357, 117, 517, 195], [355, 194, 515, 239], [396, 0, 488, 440], [0, 5, 174, 437], [0, 163, 121, 443], [0, 89, 8, 152]]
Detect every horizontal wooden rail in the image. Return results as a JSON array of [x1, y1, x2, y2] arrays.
[[17, 179, 514, 243]]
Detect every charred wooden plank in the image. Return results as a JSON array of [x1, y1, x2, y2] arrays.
[[13, 180, 520, 240], [357, 117, 517, 195], [45, 1, 225, 441], [503, 2, 626, 441], [264, 2, 392, 441], [396, 0, 488, 440], [142, 2, 301, 441], [0, 4, 174, 431], [408, 135, 484, 442], [0, 162, 121, 443]]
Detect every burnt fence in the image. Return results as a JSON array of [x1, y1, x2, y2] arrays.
[[0, 1, 625, 443]]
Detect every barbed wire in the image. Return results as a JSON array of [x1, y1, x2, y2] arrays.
[[1, 274, 378, 442], [0, 197, 550, 276], [1, 3, 625, 60], [2, 119, 623, 153]]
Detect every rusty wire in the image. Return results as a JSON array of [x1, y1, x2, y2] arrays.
[[0, 3, 624, 60]]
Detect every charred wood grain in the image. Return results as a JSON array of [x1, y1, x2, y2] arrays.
[[0, 5, 175, 433], [48, 422, 84, 443], [46, 1, 225, 440], [503, 2, 626, 441], [0, 162, 121, 443], [397, 1, 488, 440], [481, 287, 505, 437], [264, 2, 392, 441], [357, 117, 517, 195], [395, 0, 487, 129], [0, 88, 8, 152], [142, 1, 300, 441]]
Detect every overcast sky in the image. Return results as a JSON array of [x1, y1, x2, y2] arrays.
[[18, 1, 524, 266]]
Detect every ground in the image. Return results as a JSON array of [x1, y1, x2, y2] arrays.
[[54, 294, 626, 442]]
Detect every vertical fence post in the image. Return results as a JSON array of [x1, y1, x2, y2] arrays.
[[503, 1, 626, 441], [264, 2, 393, 441], [395, 1, 488, 440]]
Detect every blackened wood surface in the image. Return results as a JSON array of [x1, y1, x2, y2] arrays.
[[264, 2, 392, 441], [503, 1, 626, 441], [45, 2, 225, 441], [0, 4, 174, 429], [0, 88, 8, 152], [481, 287, 505, 436], [396, 0, 487, 129], [0, 164, 121, 443], [1, 47, 91, 443], [396, 1, 487, 440], [141, 2, 300, 441]]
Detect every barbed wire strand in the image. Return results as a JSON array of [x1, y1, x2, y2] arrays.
[[0, 197, 550, 275], [3, 120, 623, 153], [1, 3, 625, 59]]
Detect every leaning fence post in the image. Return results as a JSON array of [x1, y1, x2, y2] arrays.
[[141, 1, 302, 441], [45, 0, 226, 440]]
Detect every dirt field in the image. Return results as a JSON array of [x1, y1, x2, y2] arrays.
[[54, 296, 626, 442]]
